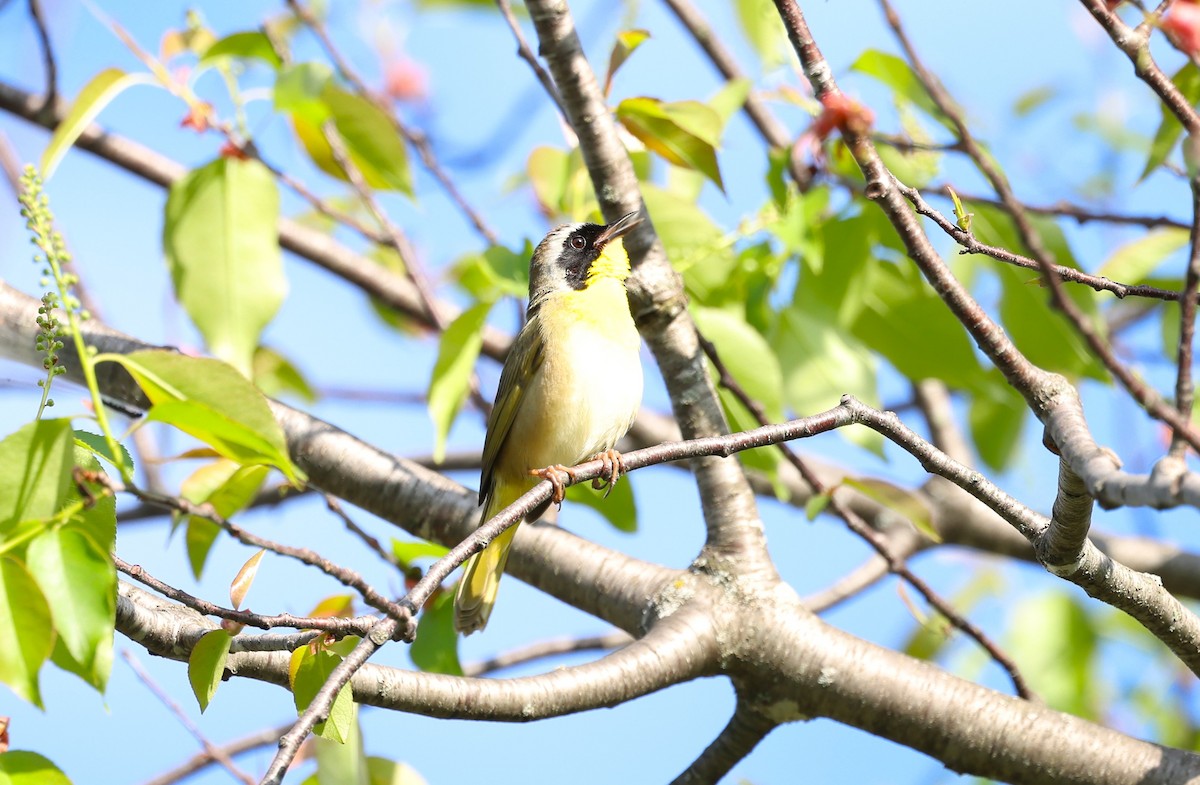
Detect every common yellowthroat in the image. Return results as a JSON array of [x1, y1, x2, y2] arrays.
[[453, 211, 645, 634]]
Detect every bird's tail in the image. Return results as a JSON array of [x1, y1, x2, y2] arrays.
[[454, 483, 523, 634]]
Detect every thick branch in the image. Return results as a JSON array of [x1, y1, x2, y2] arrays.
[[117, 581, 718, 721], [759, 600, 1200, 785]]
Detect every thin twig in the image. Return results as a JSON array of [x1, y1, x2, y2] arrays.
[[1171, 172, 1200, 457], [115, 555, 381, 637], [495, 0, 567, 120], [122, 650, 257, 785], [936, 185, 1190, 231], [900, 182, 1194, 303], [139, 723, 291, 785], [27, 0, 56, 110], [325, 495, 403, 571]]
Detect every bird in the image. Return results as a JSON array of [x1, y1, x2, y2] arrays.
[[453, 210, 645, 635]]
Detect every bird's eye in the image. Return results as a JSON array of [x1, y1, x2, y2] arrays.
[[569, 235, 587, 250]]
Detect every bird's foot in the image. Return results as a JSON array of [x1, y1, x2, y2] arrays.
[[590, 448, 626, 498], [530, 464, 577, 507]]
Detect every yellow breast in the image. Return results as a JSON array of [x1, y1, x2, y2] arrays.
[[497, 278, 642, 484]]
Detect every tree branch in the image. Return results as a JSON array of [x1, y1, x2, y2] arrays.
[[117, 581, 717, 722]]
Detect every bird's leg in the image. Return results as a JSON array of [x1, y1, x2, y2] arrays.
[[529, 464, 577, 507], [590, 448, 626, 498]]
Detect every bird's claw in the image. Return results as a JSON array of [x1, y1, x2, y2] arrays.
[[530, 464, 576, 507], [590, 448, 626, 498]]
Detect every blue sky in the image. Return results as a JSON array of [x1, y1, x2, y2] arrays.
[[1, 1, 1197, 784]]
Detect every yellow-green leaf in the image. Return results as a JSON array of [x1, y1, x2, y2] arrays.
[[291, 646, 355, 742], [180, 460, 270, 578], [27, 528, 115, 691], [0, 419, 73, 538], [428, 301, 492, 463], [188, 629, 232, 712], [200, 31, 282, 68], [163, 157, 286, 376], [410, 590, 462, 676], [1096, 228, 1189, 286], [99, 350, 302, 484], [616, 97, 724, 190], [604, 29, 650, 95], [0, 556, 54, 706], [41, 68, 155, 179], [0, 751, 73, 785], [842, 478, 939, 543]]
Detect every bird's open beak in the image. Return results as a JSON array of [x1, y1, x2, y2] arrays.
[[595, 210, 643, 247]]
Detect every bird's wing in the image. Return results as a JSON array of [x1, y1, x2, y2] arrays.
[[479, 312, 545, 507]]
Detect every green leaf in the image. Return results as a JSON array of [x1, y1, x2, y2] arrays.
[[312, 708, 369, 785], [526, 146, 599, 222], [390, 539, 450, 570], [0, 419, 74, 538], [1013, 85, 1058, 117], [291, 646, 355, 742], [0, 752, 73, 785], [410, 590, 462, 676], [100, 350, 302, 483], [564, 473, 637, 533], [771, 306, 882, 455], [279, 66, 414, 195], [851, 49, 955, 133], [1096, 228, 1189, 286], [188, 629, 232, 712], [322, 85, 414, 194], [804, 492, 831, 521], [968, 371, 1028, 471], [0, 556, 54, 706], [451, 244, 530, 302], [604, 29, 650, 95], [200, 31, 283, 68], [41, 68, 154, 179], [367, 758, 430, 785], [181, 460, 270, 578], [428, 300, 493, 463], [1007, 592, 1099, 718], [842, 478, 939, 542], [735, 0, 789, 67], [274, 62, 334, 122], [72, 430, 133, 474], [693, 304, 790, 490], [27, 528, 115, 691], [163, 157, 286, 376], [1143, 63, 1200, 180], [616, 97, 724, 190], [693, 306, 784, 421], [253, 346, 318, 404], [708, 79, 752, 127], [641, 184, 737, 304], [850, 262, 981, 387]]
